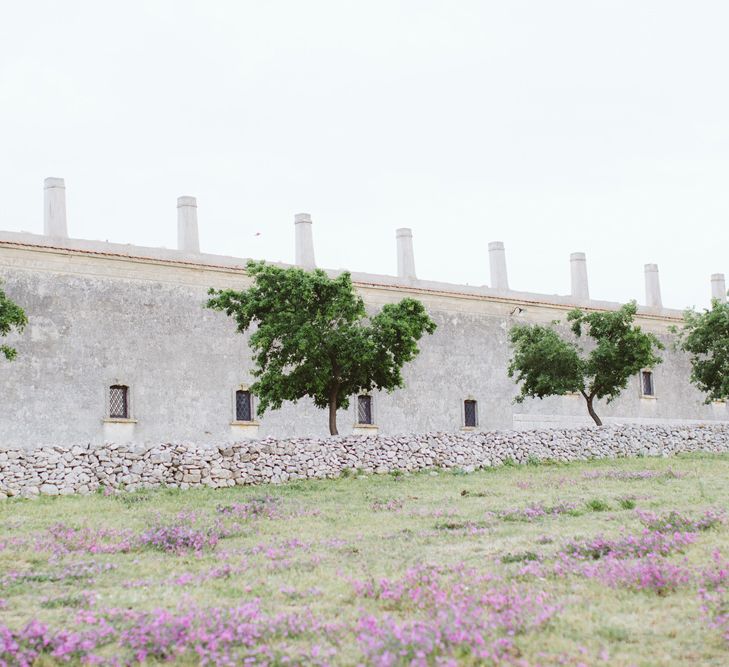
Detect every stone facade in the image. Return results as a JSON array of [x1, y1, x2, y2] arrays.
[[0, 180, 727, 447], [1, 424, 728, 498]]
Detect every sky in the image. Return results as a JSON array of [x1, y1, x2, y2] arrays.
[[1, 1, 727, 309]]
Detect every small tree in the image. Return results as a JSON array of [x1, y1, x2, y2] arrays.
[[0, 280, 27, 362], [673, 298, 729, 402], [507, 302, 663, 425], [207, 261, 436, 435]]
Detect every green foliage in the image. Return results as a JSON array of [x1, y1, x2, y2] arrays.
[[508, 325, 584, 401], [508, 302, 663, 425], [586, 498, 610, 512], [40, 594, 87, 609], [673, 299, 729, 402], [0, 280, 27, 361], [207, 261, 436, 434], [566, 303, 664, 402], [501, 550, 539, 564], [618, 497, 637, 510]]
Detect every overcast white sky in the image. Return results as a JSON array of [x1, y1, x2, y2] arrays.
[[1, 1, 727, 309]]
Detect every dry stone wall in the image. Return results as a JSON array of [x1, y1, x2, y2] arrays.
[[2, 424, 729, 498]]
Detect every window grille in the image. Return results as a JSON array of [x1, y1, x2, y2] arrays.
[[357, 395, 373, 425], [641, 371, 654, 397], [464, 399, 477, 428], [236, 390, 252, 422], [109, 385, 129, 419]]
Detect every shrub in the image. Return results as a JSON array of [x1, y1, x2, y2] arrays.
[[636, 509, 724, 533], [564, 530, 696, 561], [352, 566, 558, 664], [499, 502, 580, 522], [460, 489, 489, 498], [582, 555, 692, 595], [139, 523, 219, 554], [371, 499, 404, 512], [618, 497, 637, 510], [586, 498, 610, 512], [216, 496, 282, 520], [501, 551, 539, 564]]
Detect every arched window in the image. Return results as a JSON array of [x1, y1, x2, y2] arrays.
[[109, 385, 129, 419], [236, 389, 253, 422]]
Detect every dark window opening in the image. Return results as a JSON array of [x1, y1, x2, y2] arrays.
[[109, 385, 129, 419], [236, 390, 253, 422], [641, 371, 655, 397], [464, 399, 477, 428], [357, 395, 373, 425]]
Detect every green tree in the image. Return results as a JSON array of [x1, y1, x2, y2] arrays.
[[673, 298, 729, 402], [507, 302, 663, 425], [0, 280, 28, 361], [207, 261, 437, 435]]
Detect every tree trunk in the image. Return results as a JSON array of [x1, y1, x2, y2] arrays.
[[582, 391, 603, 426], [328, 386, 339, 436]]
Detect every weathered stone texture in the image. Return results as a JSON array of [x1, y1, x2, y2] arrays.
[[1, 424, 728, 498], [1, 236, 728, 447]]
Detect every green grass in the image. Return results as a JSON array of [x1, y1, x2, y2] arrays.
[[586, 497, 611, 512], [1, 452, 729, 665]]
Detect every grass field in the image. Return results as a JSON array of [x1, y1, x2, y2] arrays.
[[2, 454, 729, 665]]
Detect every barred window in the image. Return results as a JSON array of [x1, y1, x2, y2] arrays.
[[641, 371, 655, 397], [464, 399, 477, 428], [357, 395, 373, 425], [236, 390, 253, 422], [109, 385, 129, 419]]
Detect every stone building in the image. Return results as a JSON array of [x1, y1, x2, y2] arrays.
[[0, 178, 727, 448]]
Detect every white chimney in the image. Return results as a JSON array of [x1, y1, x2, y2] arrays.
[[43, 177, 68, 238], [570, 252, 590, 301], [711, 273, 727, 303], [294, 213, 316, 269], [488, 241, 509, 291], [644, 264, 663, 308], [396, 228, 416, 279], [177, 196, 200, 253]]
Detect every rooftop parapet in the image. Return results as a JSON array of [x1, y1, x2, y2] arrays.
[[1, 177, 721, 316]]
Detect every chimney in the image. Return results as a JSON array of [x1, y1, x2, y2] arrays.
[[644, 264, 663, 308], [570, 252, 590, 301], [43, 177, 68, 238], [396, 228, 416, 279], [294, 213, 316, 269], [177, 196, 200, 253], [488, 241, 509, 290], [711, 273, 727, 303]]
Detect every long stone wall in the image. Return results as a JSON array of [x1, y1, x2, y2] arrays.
[[3, 239, 728, 448], [2, 424, 728, 498]]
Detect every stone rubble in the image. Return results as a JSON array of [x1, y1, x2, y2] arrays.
[[1, 423, 728, 498]]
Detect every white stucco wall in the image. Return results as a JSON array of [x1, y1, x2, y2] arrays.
[[0, 234, 726, 448]]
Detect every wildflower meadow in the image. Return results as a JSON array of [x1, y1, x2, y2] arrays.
[[2, 453, 729, 665]]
